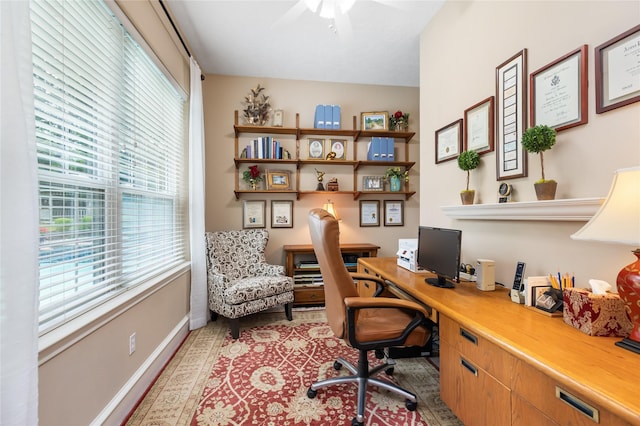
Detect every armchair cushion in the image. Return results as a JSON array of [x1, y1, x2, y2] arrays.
[[224, 276, 294, 305]]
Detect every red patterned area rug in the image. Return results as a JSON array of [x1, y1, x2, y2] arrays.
[[125, 310, 462, 426]]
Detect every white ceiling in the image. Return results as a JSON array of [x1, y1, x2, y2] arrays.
[[166, 0, 444, 87]]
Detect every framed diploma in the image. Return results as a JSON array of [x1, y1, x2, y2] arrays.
[[495, 49, 528, 180], [271, 200, 293, 228], [435, 119, 462, 164], [383, 200, 404, 226], [242, 200, 266, 229], [530, 45, 588, 131], [595, 24, 640, 114], [359, 200, 380, 227], [464, 96, 494, 155]]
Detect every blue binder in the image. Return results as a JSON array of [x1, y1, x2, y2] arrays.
[[332, 105, 341, 129], [387, 138, 395, 161], [314, 105, 324, 128], [324, 105, 332, 131], [371, 137, 381, 160]]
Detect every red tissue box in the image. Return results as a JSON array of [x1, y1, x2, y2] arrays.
[[562, 287, 633, 337]]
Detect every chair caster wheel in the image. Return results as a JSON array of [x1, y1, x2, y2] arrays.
[[406, 400, 417, 411], [385, 367, 394, 375], [333, 361, 343, 370], [351, 418, 364, 426], [307, 388, 318, 399], [375, 349, 384, 359]]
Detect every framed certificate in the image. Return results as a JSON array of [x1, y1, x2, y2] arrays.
[[530, 45, 588, 131], [384, 200, 404, 226], [464, 96, 494, 155], [242, 200, 266, 229], [271, 200, 293, 228], [595, 24, 640, 114], [359, 200, 380, 227], [435, 119, 462, 164]]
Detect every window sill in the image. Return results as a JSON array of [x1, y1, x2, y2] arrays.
[[441, 197, 604, 221]]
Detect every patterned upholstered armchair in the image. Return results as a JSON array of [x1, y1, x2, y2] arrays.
[[205, 229, 294, 339]]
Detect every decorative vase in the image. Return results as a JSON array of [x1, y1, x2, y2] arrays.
[[534, 181, 557, 200], [389, 176, 402, 192], [394, 121, 407, 132], [616, 249, 640, 353], [460, 190, 475, 205], [249, 180, 259, 190]]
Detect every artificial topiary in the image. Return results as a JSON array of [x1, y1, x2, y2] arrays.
[[457, 150, 480, 192], [521, 125, 556, 183]]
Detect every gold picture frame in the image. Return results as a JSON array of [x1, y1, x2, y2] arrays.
[[266, 170, 291, 190], [361, 111, 389, 131]]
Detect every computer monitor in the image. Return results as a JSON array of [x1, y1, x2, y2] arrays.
[[417, 226, 462, 288]]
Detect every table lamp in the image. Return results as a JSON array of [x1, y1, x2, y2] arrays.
[[323, 199, 339, 221], [571, 166, 640, 354]]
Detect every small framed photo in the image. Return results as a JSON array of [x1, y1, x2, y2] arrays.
[[435, 119, 462, 164], [271, 200, 293, 228], [361, 111, 389, 131], [464, 96, 494, 155], [359, 200, 380, 227], [266, 170, 291, 190], [242, 200, 266, 229], [384, 200, 404, 226], [362, 176, 384, 191], [328, 139, 347, 160], [595, 24, 640, 114], [272, 109, 283, 127], [308, 139, 325, 159]]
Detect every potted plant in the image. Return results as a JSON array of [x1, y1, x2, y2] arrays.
[[457, 150, 480, 205], [521, 125, 557, 200], [384, 166, 409, 192], [242, 165, 263, 190]]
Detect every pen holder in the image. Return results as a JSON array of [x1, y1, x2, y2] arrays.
[[562, 287, 633, 337]]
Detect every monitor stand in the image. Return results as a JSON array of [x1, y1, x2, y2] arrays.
[[425, 275, 455, 289]]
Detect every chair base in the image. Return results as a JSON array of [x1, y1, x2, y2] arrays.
[[211, 302, 294, 339], [308, 350, 417, 424]]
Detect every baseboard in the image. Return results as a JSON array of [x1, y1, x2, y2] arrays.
[[91, 315, 190, 426]]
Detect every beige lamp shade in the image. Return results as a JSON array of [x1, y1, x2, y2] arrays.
[[323, 199, 339, 221], [571, 166, 640, 246]]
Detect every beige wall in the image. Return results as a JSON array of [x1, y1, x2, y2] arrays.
[[203, 75, 422, 263], [420, 1, 640, 287], [38, 2, 191, 424]]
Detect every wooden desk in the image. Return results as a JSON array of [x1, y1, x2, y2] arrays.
[[358, 257, 639, 426], [284, 243, 378, 306]]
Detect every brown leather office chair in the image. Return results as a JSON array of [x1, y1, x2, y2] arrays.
[[306, 209, 432, 426]]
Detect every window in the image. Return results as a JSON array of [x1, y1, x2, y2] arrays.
[[32, 0, 186, 334]]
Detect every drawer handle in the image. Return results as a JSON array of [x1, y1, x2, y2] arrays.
[[459, 328, 478, 345], [555, 387, 600, 423], [460, 357, 478, 376]]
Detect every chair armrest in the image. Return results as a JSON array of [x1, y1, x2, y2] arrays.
[[349, 273, 385, 296], [344, 296, 430, 317]]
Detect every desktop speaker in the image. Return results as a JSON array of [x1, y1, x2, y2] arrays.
[[476, 259, 495, 291]]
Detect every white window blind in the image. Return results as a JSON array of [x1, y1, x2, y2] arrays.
[[32, 0, 186, 333]]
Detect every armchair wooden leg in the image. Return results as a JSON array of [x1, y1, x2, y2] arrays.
[[230, 318, 240, 339], [210, 310, 218, 321], [285, 302, 293, 321]]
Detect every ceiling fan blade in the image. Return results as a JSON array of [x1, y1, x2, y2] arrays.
[[271, 0, 308, 29]]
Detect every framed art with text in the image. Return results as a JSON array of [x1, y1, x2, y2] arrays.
[[495, 49, 528, 180], [383, 200, 404, 226], [308, 139, 325, 159], [359, 200, 380, 227], [435, 119, 462, 164], [595, 24, 640, 114], [271, 200, 293, 228], [242, 200, 266, 229], [464, 96, 494, 155], [530, 45, 588, 131]]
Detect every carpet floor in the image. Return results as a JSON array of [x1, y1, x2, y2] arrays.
[[124, 309, 463, 426]]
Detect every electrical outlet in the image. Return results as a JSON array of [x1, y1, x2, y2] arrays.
[[129, 332, 136, 355]]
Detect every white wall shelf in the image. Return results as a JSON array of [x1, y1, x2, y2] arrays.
[[441, 198, 604, 221]]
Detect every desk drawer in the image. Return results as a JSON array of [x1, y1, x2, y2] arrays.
[[294, 286, 324, 305], [512, 359, 632, 426], [440, 315, 515, 385]]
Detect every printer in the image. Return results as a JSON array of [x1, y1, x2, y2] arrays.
[[397, 239, 419, 272]]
